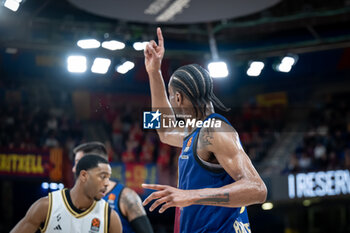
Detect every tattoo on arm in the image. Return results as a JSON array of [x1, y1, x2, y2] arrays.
[[194, 193, 229, 205], [121, 188, 146, 221], [201, 128, 214, 146]]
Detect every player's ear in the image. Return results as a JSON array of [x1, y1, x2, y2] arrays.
[[79, 170, 88, 183], [175, 91, 182, 106]]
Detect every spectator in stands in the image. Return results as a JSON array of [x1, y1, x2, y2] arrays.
[[299, 152, 312, 171], [44, 130, 59, 148], [139, 134, 155, 164], [344, 149, 350, 170], [122, 140, 137, 163], [112, 116, 123, 154]]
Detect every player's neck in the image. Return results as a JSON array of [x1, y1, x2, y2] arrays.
[[70, 186, 95, 210]]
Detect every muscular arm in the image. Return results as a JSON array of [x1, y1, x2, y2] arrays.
[[10, 197, 49, 233], [144, 27, 184, 147], [109, 209, 122, 233], [119, 188, 154, 233], [143, 122, 267, 212], [119, 188, 146, 221], [191, 123, 267, 207]]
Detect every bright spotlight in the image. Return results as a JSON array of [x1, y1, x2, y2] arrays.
[[123, 61, 135, 70], [281, 56, 296, 66], [77, 39, 101, 49], [58, 183, 64, 190], [91, 57, 111, 74], [262, 202, 273, 210], [116, 61, 135, 74], [247, 61, 264, 77], [4, 0, 20, 12], [102, 40, 125, 51], [67, 55, 87, 73], [276, 55, 298, 73], [133, 42, 148, 51], [207, 61, 229, 78], [50, 183, 58, 190], [277, 63, 292, 73], [41, 182, 49, 190]]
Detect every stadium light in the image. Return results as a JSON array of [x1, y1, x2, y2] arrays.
[[77, 39, 101, 49], [58, 183, 64, 190], [50, 182, 58, 190], [262, 202, 273, 210], [133, 42, 148, 51], [91, 57, 111, 74], [247, 61, 264, 77], [275, 55, 298, 73], [41, 182, 49, 190], [116, 61, 135, 74], [207, 61, 229, 78], [102, 40, 125, 51], [67, 55, 87, 73], [4, 0, 21, 12], [281, 56, 296, 66], [277, 63, 292, 73]]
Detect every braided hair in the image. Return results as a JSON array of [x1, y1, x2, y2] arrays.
[[169, 64, 230, 117]]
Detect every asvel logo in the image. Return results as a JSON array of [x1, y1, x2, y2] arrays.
[[143, 110, 161, 129]]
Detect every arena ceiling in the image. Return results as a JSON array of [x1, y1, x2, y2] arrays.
[[0, 0, 350, 60], [67, 0, 281, 24]]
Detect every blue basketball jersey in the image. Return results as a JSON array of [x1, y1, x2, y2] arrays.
[[104, 182, 134, 233], [176, 113, 250, 233]]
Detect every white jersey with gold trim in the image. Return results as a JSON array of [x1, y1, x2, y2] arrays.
[[41, 189, 109, 233]]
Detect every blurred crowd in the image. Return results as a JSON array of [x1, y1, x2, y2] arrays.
[[0, 104, 83, 150], [284, 97, 350, 173]]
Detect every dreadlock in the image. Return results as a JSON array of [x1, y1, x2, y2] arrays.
[[169, 64, 230, 117]]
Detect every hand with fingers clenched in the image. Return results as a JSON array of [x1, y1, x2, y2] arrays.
[[144, 27, 165, 75], [142, 184, 194, 213]]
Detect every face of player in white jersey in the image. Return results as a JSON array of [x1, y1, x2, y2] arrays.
[[81, 163, 111, 201]]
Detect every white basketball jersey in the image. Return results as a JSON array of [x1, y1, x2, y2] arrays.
[[40, 189, 109, 233]]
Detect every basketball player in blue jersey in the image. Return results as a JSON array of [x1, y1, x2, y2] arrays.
[[10, 154, 122, 233], [73, 142, 154, 233], [142, 28, 267, 233]]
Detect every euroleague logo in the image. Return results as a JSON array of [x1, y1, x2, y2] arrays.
[[90, 218, 100, 232]]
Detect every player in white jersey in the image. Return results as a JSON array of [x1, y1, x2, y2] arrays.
[[10, 154, 122, 233]]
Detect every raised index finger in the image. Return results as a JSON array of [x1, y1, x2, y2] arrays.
[[157, 27, 164, 48]]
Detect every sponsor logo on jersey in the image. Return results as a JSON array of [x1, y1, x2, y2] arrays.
[[56, 213, 61, 222], [54, 224, 62, 230], [179, 154, 189, 159], [90, 218, 100, 232], [183, 137, 193, 153], [107, 193, 116, 208]]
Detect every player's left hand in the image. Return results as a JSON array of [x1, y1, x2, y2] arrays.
[[142, 184, 193, 213]]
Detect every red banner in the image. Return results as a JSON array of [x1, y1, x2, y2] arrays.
[[0, 148, 62, 181]]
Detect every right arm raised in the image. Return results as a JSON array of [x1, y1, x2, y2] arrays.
[[10, 197, 49, 233], [144, 27, 184, 147]]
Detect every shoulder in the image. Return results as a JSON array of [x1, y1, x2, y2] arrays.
[[33, 196, 50, 214], [26, 196, 50, 223], [198, 119, 237, 144], [198, 118, 243, 156], [119, 187, 146, 220], [120, 187, 141, 204]]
